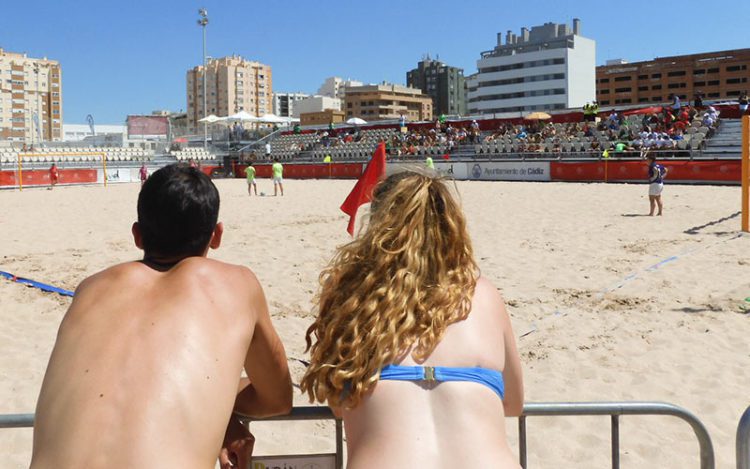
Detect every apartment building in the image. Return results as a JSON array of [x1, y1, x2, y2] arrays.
[[407, 57, 466, 116], [292, 96, 341, 118], [468, 19, 595, 115], [273, 92, 309, 117], [0, 48, 63, 142], [317, 76, 363, 100], [596, 49, 750, 106], [344, 84, 433, 122], [187, 56, 272, 134]]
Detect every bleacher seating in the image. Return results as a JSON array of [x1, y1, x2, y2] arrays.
[[170, 147, 214, 162], [0, 146, 155, 164], [268, 128, 398, 161]]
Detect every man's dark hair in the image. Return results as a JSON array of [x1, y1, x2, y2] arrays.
[[137, 163, 219, 258]]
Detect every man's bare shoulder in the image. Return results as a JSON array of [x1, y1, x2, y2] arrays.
[[75, 258, 259, 295], [172, 257, 260, 288]]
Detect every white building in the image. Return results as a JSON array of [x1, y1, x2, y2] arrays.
[[317, 77, 363, 100], [63, 123, 127, 142], [272, 92, 309, 117], [467, 19, 595, 115], [292, 96, 341, 118]]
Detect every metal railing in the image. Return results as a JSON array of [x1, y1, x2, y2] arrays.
[[738, 406, 750, 469], [519, 402, 714, 469], [0, 402, 715, 469]]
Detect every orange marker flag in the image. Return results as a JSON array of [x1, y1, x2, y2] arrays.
[[340, 142, 387, 235]]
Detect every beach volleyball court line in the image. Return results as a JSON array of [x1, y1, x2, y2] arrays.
[[599, 232, 745, 296], [0, 270, 74, 297]]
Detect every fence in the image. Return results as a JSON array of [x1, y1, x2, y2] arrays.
[[519, 401, 714, 469], [3, 401, 737, 468]]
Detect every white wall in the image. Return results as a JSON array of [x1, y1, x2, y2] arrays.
[[566, 36, 596, 108], [292, 96, 341, 117]]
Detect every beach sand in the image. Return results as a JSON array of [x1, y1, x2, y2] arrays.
[[1, 178, 748, 468]]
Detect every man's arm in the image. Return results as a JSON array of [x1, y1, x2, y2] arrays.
[[234, 272, 293, 418]]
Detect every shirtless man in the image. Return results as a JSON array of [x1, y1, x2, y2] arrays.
[[31, 163, 293, 469]]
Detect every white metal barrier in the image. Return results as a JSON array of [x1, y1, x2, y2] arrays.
[[0, 402, 716, 468], [738, 406, 750, 469]]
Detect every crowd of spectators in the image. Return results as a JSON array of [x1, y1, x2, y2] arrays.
[[387, 120, 482, 156], [477, 102, 720, 156]]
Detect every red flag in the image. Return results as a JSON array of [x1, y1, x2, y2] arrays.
[[340, 142, 387, 235]]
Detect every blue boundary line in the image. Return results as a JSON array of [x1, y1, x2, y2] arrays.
[[0, 271, 74, 297], [600, 233, 744, 295]]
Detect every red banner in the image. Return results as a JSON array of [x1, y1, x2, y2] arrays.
[[550, 160, 741, 183]]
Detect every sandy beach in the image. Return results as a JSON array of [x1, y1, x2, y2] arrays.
[[1, 178, 748, 468]]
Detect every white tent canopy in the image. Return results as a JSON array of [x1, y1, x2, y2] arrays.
[[346, 117, 367, 125], [224, 111, 260, 123], [258, 113, 288, 124], [197, 114, 221, 123]]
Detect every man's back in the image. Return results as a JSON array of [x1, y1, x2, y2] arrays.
[[31, 258, 261, 469]]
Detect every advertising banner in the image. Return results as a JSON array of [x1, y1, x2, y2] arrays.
[[127, 115, 169, 137], [467, 161, 551, 181], [105, 168, 133, 183], [251, 454, 336, 469], [433, 161, 468, 179]]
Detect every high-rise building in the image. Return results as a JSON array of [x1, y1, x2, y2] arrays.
[[467, 19, 595, 115], [406, 57, 466, 116], [273, 92, 309, 117], [186, 56, 272, 134], [0, 48, 63, 142], [344, 84, 433, 122], [317, 77, 363, 100], [596, 49, 750, 106]]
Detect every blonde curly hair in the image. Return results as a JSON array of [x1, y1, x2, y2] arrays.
[[300, 171, 478, 408]]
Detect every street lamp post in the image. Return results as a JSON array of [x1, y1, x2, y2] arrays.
[[198, 8, 209, 150], [34, 66, 42, 145]]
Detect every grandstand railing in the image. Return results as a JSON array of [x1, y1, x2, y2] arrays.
[[738, 406, 750, 469], [1, 401, 716, 468]]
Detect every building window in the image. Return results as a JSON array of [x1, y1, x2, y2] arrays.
[[707, 92, 720, 98], [667, 71, 686, 77], [651, 73, 662, 79], [599, 78, 610, 83], [615, 87, 631, 93], [726, 65, 747, 72], [637, 74, 648, 80], [652, 96, 661, 101], [708, 80, 720, 86], [727, 77, 748, 84], [694, 81, 706, 87], [651, 84, 662, 90], [599, 100, 610, 105], [614, 76, 631, 82], [638, 97, 649, 103], [667, 83, 686, 89]]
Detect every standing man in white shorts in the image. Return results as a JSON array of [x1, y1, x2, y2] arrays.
[[272, 158, 284, 196], [646, 153, 668, 216]]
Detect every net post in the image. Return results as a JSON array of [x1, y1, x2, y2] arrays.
[[742, 115, 749, 232], [17, 152, 22, 191], [101, 153, 108, 187]]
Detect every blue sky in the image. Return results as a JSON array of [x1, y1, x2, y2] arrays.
[[2, 0, 749, 124]]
